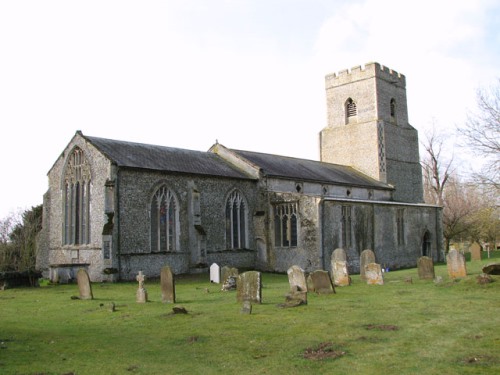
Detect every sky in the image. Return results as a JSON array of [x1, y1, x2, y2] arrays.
[[0, 0, 499, 219]]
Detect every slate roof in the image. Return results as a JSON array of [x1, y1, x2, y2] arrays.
[[231, 149, 392, 190], [83, 135, 253, 180]]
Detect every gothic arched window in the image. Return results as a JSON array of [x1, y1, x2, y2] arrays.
[[225, 190, 248, 249], [274, 203, 298, 248], [345, 98, 357, 123], [151, 186, 179, 252], [63, 147, 91, 245]]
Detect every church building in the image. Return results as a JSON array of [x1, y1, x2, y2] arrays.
[[37, 62, 443, 282]]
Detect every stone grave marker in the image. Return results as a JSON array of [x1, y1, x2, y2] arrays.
[[136, 271, 148, 303], [76, 268, 93, 300], [241, 300, 252, 314], [287, 265, 307, 292], [447, 249, 467, 279], [309, 270, 335, 294], [236, 271, 262, 304], [332, 248, 347, 262], [470, 242, 482, 261], [365, 263, 384, 285], [160, 266, 176, 303], [210, 263, 221, 283], [417, 256, 435, 280], [331, 260, 350, 286], [360, 249, 376, 280], [221, 266, 238, 285]]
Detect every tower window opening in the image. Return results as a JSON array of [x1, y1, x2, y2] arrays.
[[390, 98, 396, 122], [346, 98, 357, 123]]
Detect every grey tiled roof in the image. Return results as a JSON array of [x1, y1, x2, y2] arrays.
[[83, 135, 253, 180], [232, 149, 392, 189]]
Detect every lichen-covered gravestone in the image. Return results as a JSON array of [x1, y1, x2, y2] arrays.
[[236, 271, 262, 304], [160, 266, 176, 303], [220, 266, 238, 285], [309, 270, 335, 294], [332, 248, 347, 262], [136, 271, 148, 303], [331, 261, 350, 286], [417, 256, 435, 280], [365, 263, 384, 285], [210, 263, 220, 284], [447, 249, 467, 278], [76, 268, 93, 300], [287, 265, 307, 292], [360, 249, 376, 281], [470, 242, 482, 261]]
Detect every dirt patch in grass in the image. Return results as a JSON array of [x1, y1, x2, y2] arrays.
[[460, 355, 497, 365], [303, 342, 346, 361], [364, 324, 399, 331]]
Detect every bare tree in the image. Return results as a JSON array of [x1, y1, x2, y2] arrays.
[[459, 80, 500, 190]]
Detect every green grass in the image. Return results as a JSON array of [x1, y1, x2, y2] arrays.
[[1, 254, 500, 375]]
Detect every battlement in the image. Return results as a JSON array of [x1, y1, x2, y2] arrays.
[[325, 62, 406, 88]]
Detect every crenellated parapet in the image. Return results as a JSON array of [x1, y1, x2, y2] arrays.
[[325, 62, 406, 89]]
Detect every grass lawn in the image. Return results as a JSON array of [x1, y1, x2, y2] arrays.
[[1, 253, 499, 375]]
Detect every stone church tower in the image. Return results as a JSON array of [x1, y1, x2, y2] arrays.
[[319, 62, 423, 203]]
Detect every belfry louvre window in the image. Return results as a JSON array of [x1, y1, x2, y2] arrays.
[[341, 205, 352, 248], [346, 98, 357, 120], [151, 186, 179, 252], [63, 147, 91, 245], [225, 190, 247, 249], [274, 203, 298, 247], [390, 98, 396, 118]]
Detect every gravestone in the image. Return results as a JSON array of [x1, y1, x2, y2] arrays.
[[210, 263, 221, 283], [331, 260, 350, 286], [417, 256, 435, 280], [365, 263, 384, 285], [360, 249, 376, 280], [470, 242, 481, 261], [287, 265, 307, 292], [447, 249, 467, 279], [236, 271, 262, 304], [221, 275, 237, 291], [160, 266, 176, 303], [136, 271, 148, 303], [221, 266, 239, 285], [309, 270, 335, 294], [241, 300, 252, 314], [76, 268, 93, 300], [332, 248, 347, 262]]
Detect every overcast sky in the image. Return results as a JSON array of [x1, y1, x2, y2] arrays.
[[0, 0, 499, 219]]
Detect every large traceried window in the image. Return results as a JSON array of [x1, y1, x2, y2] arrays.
[[151, 186, 179, 252], [225, 190, 248, 249], [63, 147, 91, 245], [274, 203, 298, 248]]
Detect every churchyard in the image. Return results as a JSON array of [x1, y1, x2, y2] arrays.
[[1, 252, 499, 375]]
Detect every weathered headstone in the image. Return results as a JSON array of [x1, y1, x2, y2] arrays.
[[309, 270, 335, 294], [446, 249, 467, 279], [221, 276, 237, 291], [76, 268, 93, 300], [331, 260, 350, 286], [470, 242, 482, 261], [136, 271, 148, 303], [284, 285, 308, 306], [236, 271, 262, 304], [220, 266, 238, 285], [360, 249, 376, 280], [160, 266, 176, 303], [210, 263, 221, 283], [287, 265, 307, 292], [365, 263, 384, 285], [332, 248, 347, 262], [417, 256, 435, 280], [241, 300, 252, 314]]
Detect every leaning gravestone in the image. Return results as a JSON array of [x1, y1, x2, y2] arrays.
[[470, 242, 481, 261], [136, 271, 148, 303], [332, 248, 347, 262], [76, 268, 93, 300], [160, 266, 176, 303], [287, 265, 307, 292], [210, 263, 221, 284], [447, 249, 467, 279], [331, 260, 350, 286], [221, 266, 239, 285], [365, 263, 384, 285], [236, 271, 262, 304], [309, 270, 335, 294], [360, 249, 376, 280], [417, 256, 435, 280]]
